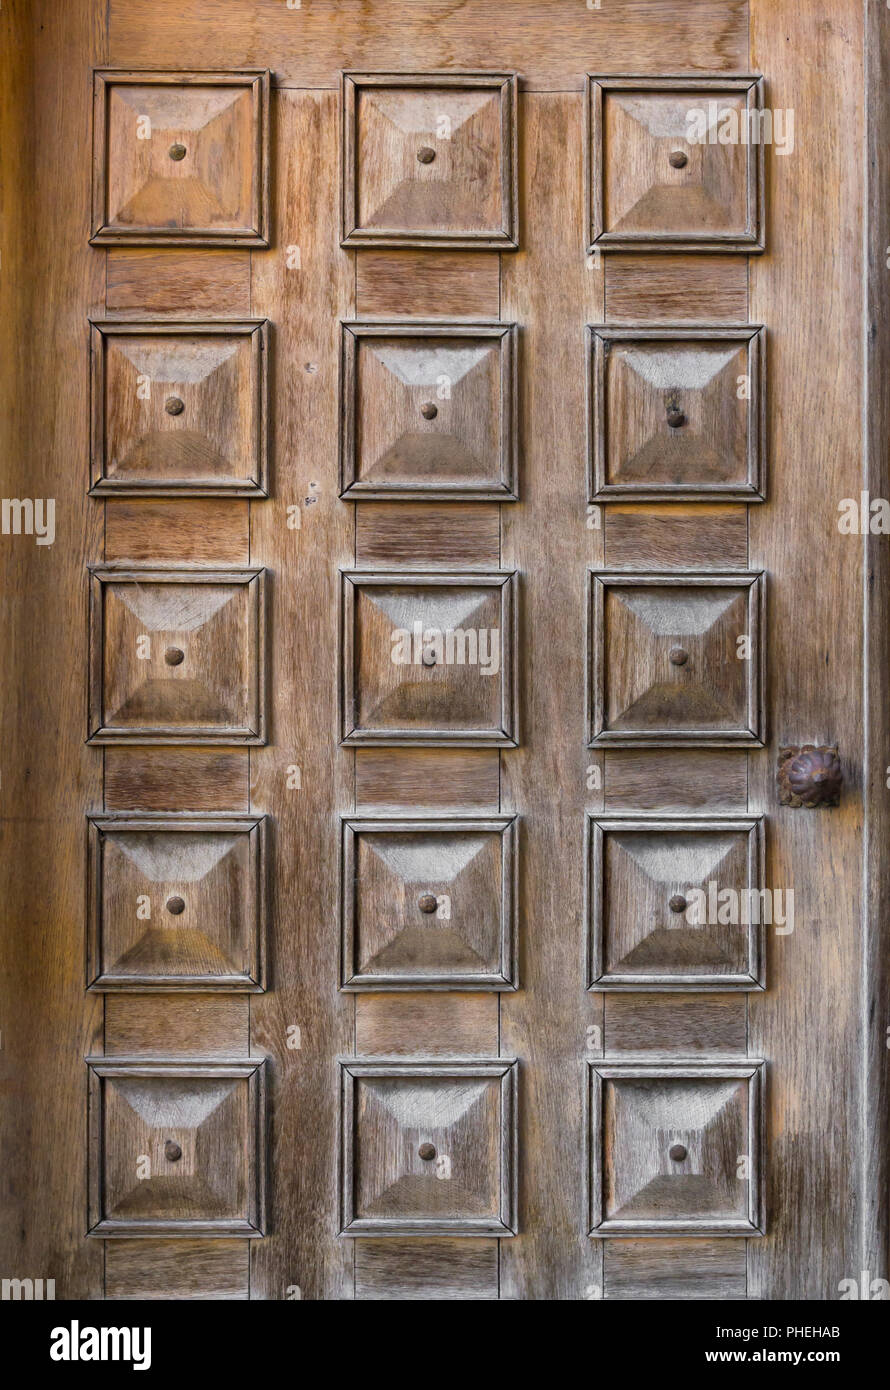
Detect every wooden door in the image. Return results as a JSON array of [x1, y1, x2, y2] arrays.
[[2, 0, 888, 1305]]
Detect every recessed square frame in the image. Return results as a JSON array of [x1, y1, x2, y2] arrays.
[[87, 1057, 267, 1238], [89, 318, 269, 497], [90, 68, 271, 247], [339, 1057, 518, 1237], [86, 812, 268, 992], [587, 323, 766, 502], [585, 814, 766, 991], [587, 569, 766, 748], [586, 73, 765, 254], [87, 565, 267, 746], [340, 569, 518, 748], [340, 814, 518, 991], [339, 320, 518, 501], [340, 70, 519, 249], [587, 1059, 765, 1237]]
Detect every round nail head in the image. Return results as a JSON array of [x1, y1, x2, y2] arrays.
[[164, 1139, 183, 1161], [669, 150, 688, 168], [418, 1142, 437, 1160], [166, 896, 186, 915], [420, 401, 438, 419], [669, 647, 688, 666], [669, 894, 687, 914], [165, 397, 185, 416], [168, 143, 187, 161], [667, 408, 686, 428], [669, 1143, 688, 1161], [418, 893, 438, 914], [417, 146, 436, 164], [165, 646, 185, 666]]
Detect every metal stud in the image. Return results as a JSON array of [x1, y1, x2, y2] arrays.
[[164, 1140, 183, 1161], [666, 407, 686, 428], [166, 896, 186, 915], [417, 147, 436, 164], [668, 150, 688, 168], [168, 143, 187, 161], [420, 401, 438, 419], [418, 1142, 437, 1160], [418, 893, 438, 914], [669, 894, 687, 914], [669, 1143, 688, 1161], [165, 397, 185, 416], [165, 646, 185, 666], [669, 647, 688, 667]]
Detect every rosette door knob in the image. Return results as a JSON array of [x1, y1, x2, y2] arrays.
[[777, 745, 842, 808]]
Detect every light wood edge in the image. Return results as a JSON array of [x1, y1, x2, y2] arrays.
[[85, 813, 268, 992], [88, 318, 270, 498], [86, 1058, 267, 1238], [338, 1057, 518, 1237], [587, 324, 767, 503], [585, 813, 766, 992], [90, 69, 271, 247], [86, 566, 267, 746], [586, 569, 767, 748], [339, 814, 519, 990]]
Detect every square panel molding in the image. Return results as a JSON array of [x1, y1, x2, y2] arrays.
[[586, 74, 765, 253], [586, 815, 766, 991], [88, 566, 267, 745], [90, 319, 269, 497], [340, 569, 518, 747], [587, 1060, 765, 1237], [339, 321, 518, 500], [87, 1058, 266, 1238], [91, 69, 270, 246], [339, 1058, 518, 1236], [588, 570, 766, 747], [87, 813, 267, 991], [341, 71, 518, 249], [588, 324, 766, 502], [341, 815, 517, 990]]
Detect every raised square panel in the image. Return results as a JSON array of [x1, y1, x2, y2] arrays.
[[588, 571, 765, 747], [87, 814, 267, 991], [341, 570, 517, 747], [587, 75, 764, 253], [340, 322, 517, 500], [87, 1058, 266, 1237], [88, 567, 266, 745], [90, 320, 268, 497], [341, 816, 517, 990], [587, 1061, 764, 1237], [91, 70, 270, 246], [341, 72, 518, 249], [588, 325, 765, 501], [587, 815, 765, 991], [339, 1059, 517, 1236]]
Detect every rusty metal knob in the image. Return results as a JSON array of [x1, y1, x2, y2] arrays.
[[164, 1140, 182, 1161], [164, 646, 185, 666], [777, 745, 842, 808], [669, 646, 689, 667], [166, 896, 185, 915], [420, 401, 438, 419], [165, 396, 185, 416], [668, 150, 688, 169], [168, 143, 187, 161], [418, 893, 438, 914], [418, 1143, 437, 1160], [669, 894, 687, 914]]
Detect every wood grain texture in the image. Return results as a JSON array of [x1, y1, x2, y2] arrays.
[[248, 88, 354, 1301], [107, 0, 748, 90], [104, 499, 250, 565], [604, 750, 748, 813], [603, 505, 748, 571], [604, 255, 748, 323], [105, 749, 249, 812], [499, 91, 604, 1301], [355, 994, 499, 1057], [604, 994, 748, 1056], [356, 251, 500, 320], [0, 0, 106, 1300], [355, 503, 501, 569], [355, 748, 500, 814], [106, 1238, 250, 1300], [106, 249, 251, 314], [104, 995, 250, 1057], [355, 1238, 498, 1300], [604, 1238, 746, 1300], [748, 0, 864, 1297]]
